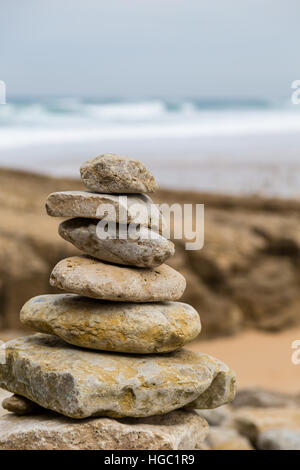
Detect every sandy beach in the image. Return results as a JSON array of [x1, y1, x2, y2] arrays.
[[189, 328, 300, 393]]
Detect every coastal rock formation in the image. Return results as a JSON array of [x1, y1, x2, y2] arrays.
[[1, 168, 300, 337]]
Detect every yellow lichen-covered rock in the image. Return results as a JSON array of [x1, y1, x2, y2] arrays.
[[0, 409, 208, 450], [0, 334, 235, 419], [59, 218, 174, 268], [46, 191, 164, 231], [20, 294, 201, 353], [80, 153, 158, 194], [50, 256, 186, 302]]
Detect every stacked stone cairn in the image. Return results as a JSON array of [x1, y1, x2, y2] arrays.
[[0, 154, 236, 450]]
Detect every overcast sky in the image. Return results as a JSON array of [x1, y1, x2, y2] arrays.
[[1, 0, 299, 100]]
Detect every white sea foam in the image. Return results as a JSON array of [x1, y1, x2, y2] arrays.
[[0, 108, 300, 149], [0, 98, 300, 196]]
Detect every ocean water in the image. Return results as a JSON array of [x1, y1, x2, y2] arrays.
[[0, 97, 300, 197]]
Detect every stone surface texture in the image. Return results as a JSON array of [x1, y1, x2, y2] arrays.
[[59, 218, 174, 268], [80, 153, 158, 194], [46, 191, 164, 232], [21, 294, 201, 354], [0, 334, 236, 419], [50, 256, 186, 302], [3, 168, 300, 338], [0, 409, 208, 450], [2, 394, 40, 415]]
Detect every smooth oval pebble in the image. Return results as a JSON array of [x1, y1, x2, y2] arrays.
[[0, 334, 236, 418], [50, 256, 186, 302], [2, 394, 40, 415], [80, 153, 158, 193], [20, 294, 201, 353], [58, 218, 175, 268]]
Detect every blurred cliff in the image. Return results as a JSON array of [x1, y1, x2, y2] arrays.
[[1, 167, 300, 338]]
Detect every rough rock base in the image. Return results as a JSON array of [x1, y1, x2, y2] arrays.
[[0, 408, 208, 450]]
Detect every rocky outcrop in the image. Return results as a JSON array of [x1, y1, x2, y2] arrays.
[[1, 168, 300, 337], [3, 386, 300, 450], [0, 408, 208, 450]]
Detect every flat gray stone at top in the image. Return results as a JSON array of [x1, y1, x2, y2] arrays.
[[46, 191, 165, 232]]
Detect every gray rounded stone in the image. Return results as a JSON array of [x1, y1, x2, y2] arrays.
[[80, 153, 158, 194], [59, 218, 174, 268], [20, 294, 201, 354], [50, 256, 186, 302]]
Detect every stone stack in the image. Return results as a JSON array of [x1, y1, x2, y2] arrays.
[[0, 153, 236, 450]]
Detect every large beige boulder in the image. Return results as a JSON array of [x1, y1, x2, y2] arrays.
[[0, 334, 236, 419], [80, 153, 158, 194], [59, 218, 174, 268], [0, 409, 208, 450], [46, 191, 164, 231], [50, 256, 186, 302], [20, 294, 201, 354]]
